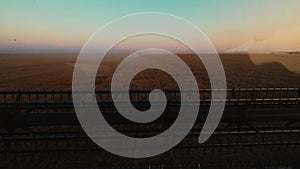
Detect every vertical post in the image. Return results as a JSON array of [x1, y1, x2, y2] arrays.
[[4, 93, 6, 103], [252, 88, 255, 101], [15, 90, 22, 102], [232, 88, 236, 99]]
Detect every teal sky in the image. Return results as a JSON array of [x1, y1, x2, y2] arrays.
[[1, 0, 300, 53]]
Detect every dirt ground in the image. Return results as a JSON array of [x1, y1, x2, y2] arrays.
[[0, 53, 300, 90]]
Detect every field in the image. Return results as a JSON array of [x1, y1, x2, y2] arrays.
[[0, 53, 300, 90]]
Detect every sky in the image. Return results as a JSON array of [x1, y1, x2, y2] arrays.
[[0, 0, 300, 53]]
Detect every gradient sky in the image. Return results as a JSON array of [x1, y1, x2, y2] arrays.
[[1, 0, 300, 53]]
